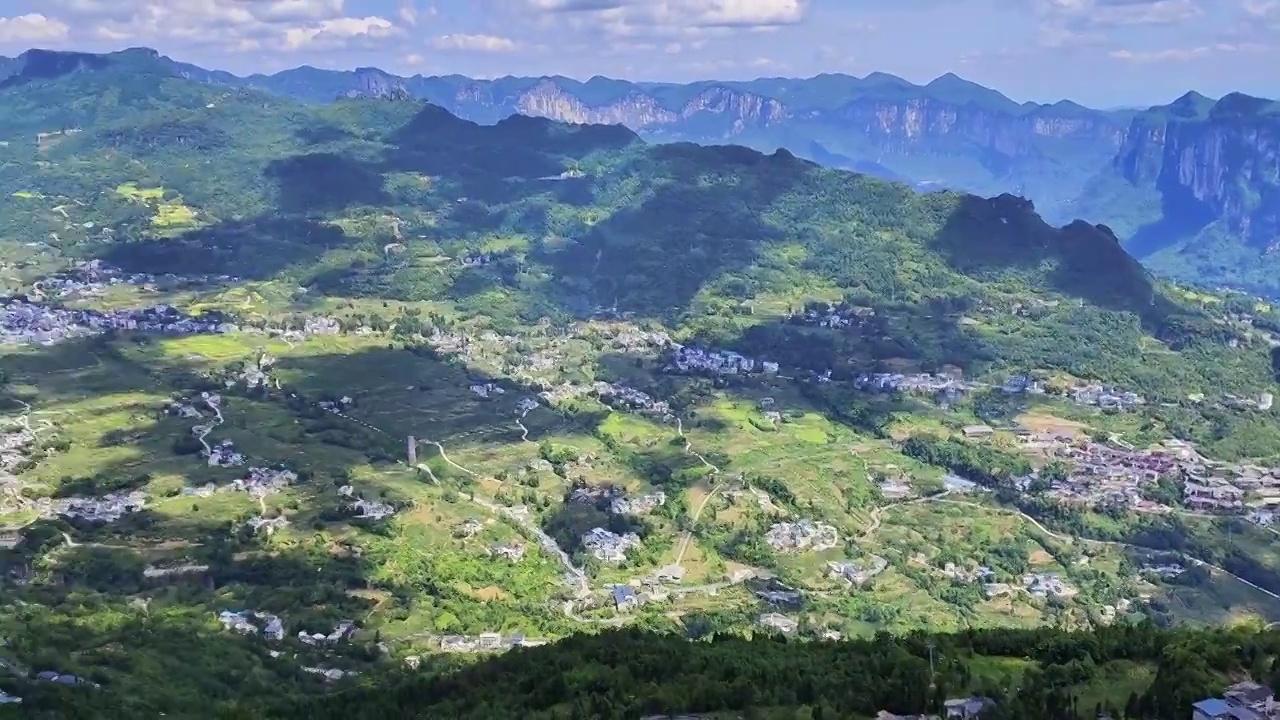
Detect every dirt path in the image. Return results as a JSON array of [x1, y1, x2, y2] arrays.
[[515, 408, 533, 443], [673, 417, 725, 567], [935, 498, 1280, 605], [858, 490, 953, 539], [193, 396, 223, 455]]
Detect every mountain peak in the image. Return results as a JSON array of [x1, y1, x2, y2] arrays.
[[926, 72, 965, 86], [1161, 90, 1215, 119], [0, 46, 188, 90], [342, 66, 410, 100], [1210, 91, 1280, 118], [922, 72, 1017, 112], [0, 48, 110, 89], [860, 71, 910, 87]]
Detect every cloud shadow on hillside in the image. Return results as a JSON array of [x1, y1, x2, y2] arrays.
[[929, 193, 1162, 318], [266, 152, 391, 214], [95, 216, 362, 280], [535, 144, 813, 318], [1122, 183, 1219, 261]]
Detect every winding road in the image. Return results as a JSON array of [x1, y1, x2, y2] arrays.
[[514, 408, 533, 443], [857, 491, 1280, 606], [858, 490, 953, 539], [192, 395, 224, 456], [411, 436, 591, 598], [672, 417, 725, 567], [255, 335, 1280, 625]]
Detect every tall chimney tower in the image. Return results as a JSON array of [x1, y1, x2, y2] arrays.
[[407, 436, 416, 465]]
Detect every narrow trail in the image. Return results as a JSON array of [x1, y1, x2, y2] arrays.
[[848, 489, 1280, 607], [858, 490, 952, 539], [514, 408, 533, 443], [416, 437, 590, 598], [11, 400, 53, 438], [289, 390, 387, 436], [405, 429, 747, 622], [194, 396, 224, 456], [933, 498, 1280, 605], [673, 417, 725, 567], [468, 490, 589, 598], [425, 441, 476, 478]]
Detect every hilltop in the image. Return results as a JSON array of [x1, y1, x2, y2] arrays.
[[0, 48, 1233, 394], [42, 45, 1272, 300], [2, 48, 1280, 718]]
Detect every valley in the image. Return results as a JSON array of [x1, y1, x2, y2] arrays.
[[0, 47, 1279, 718]]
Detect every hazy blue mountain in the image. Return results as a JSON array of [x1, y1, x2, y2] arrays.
[[5, 46, 1280, 295]]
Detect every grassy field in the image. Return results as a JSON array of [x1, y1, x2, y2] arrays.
[[4, 317, 1277, 676]]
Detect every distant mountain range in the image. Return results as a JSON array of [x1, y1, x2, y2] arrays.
[[1, 46, 1279, 297]]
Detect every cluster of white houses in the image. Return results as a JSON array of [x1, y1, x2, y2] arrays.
[[766, 520, 839, 553], [581, 527, 642, 564], [592, 381, 671, 416], [0, 298, 230, 347], [854, 373, 976, 396], [40, 489, 147, 523], [438, 633, 548, 653], [665, 345, 779, 376]]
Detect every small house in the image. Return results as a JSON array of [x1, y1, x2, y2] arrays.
[[613, 586, 640, 612], [758, 612, 797, 634], [944, 697, 992, 719], [1191, 698, 1256, 720], [1224, 681, 1274, 711], [962, 425, 994, 439]]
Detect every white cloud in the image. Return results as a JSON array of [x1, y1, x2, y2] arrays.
[[531, 0, 810, 39], [1109, 41, 1268, 61], [429, 34, 519, 52], [1243, 0, 1280, 17], [1036, 23, 1105, 47], [398, 0, 419, 26], [689, 0, 808, 27], [530, 0, 627, 10], [0, 14, 71, 44], [683, 55, 783, 73], [227, 0, 346, 23], [283, 16, 399, 49], [53, 0, 398, 53], [1039, 0, 1201, 26]]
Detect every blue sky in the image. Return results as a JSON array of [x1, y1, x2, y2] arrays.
[[0, 0, 1277, 107]]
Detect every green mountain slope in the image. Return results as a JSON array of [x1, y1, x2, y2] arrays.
[[21, 46, 1280, 299], [0, 49, 1270, 397], [39, 48, 1130, 220], [272, 625, 1280, 720], [134, 49, 1280, 298]]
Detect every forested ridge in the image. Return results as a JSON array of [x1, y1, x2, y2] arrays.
[[259, 624, 1279, 720]]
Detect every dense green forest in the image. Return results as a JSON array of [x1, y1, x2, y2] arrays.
[[265, 624, 1280, 719], [9, 621, 1280, 719]]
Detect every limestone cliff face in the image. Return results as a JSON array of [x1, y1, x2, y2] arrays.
[[437, 78, 1123, 167], [831, 97, 1124, 156], [1114, 93, 1280, 246], [346, 67, 411, 101], [514, 80, 679, 127], [504, 81, 788, 137]]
